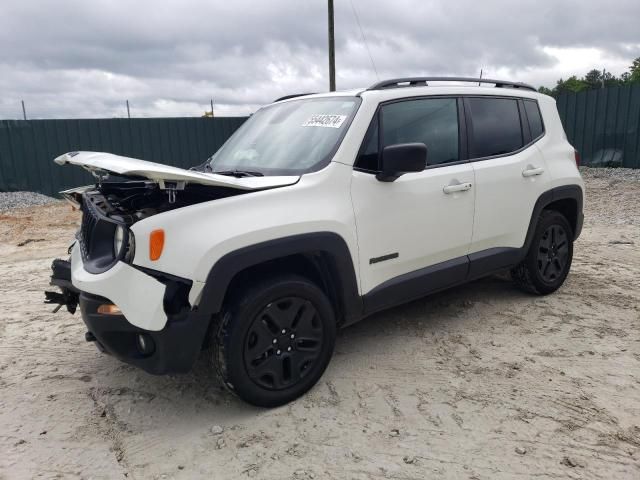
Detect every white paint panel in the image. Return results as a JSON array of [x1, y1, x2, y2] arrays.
[[351, 164, 475, 294], [70, 244, 168, 331], [54, 152, 299, 190]]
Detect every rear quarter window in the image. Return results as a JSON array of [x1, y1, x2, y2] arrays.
[[524, 100, 544, 140]]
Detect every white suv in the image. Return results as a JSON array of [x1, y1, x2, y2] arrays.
[[47, 77, 584, 407]]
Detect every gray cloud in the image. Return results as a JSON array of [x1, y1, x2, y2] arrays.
[[0, 0, 638, 118]]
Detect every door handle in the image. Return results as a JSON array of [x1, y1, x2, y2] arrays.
[[443, 182, 472, 194], [522, 166, 544, 177]]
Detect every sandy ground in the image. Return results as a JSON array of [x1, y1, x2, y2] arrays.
[[1, 173, 639, 480]]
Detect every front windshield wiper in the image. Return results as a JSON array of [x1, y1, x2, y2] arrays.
[[212, 169, 264, 177]]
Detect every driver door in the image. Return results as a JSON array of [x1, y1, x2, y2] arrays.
[[350, 97, 475, 311]]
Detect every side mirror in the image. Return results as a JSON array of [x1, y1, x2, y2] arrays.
[[376, 143, 427, 182]]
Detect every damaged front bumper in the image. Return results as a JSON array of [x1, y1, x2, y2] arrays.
[[45, 247, 212, 375], [78, 292, 211, 374]]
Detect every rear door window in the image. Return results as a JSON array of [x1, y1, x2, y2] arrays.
[[467, 97, 523, 158]]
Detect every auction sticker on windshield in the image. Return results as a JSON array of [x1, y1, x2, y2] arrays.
[[302, 114, 347, 128]]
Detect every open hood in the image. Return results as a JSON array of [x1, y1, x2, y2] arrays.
[[54, 151, 300, 191]]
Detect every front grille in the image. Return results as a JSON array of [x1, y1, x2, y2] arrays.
[[78, 198, 100, 260], [77, 193, 124, 274]]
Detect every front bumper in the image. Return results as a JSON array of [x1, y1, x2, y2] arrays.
[[79, 292, 211, 374], [70, 243, 168, 331]]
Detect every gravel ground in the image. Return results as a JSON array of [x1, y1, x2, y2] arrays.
[[0, 171, 639, 479], [580, 166, 640, 182], [0, 191, 60, 212]]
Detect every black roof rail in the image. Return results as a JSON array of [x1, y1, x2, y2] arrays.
[[273, 93, 317, 102], [367, 77, 536, 92]]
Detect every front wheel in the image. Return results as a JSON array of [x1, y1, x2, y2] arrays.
[[212, 275, 336, 407], [511, 210, 574, 295]]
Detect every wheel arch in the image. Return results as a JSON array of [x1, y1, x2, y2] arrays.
[[197, 232, 363, 325], [523, 185, 584, 254]]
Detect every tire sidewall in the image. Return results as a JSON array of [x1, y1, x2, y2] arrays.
[[218, 276, 336, 407]]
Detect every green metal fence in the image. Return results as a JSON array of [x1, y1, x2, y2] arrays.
[[2, 90, 639, 197], [557, 85, 640, 168], [0, 117, 247, 195]]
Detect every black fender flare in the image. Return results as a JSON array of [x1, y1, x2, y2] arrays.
[[196, 232, 363, 323], [522, 184, 584, 255]]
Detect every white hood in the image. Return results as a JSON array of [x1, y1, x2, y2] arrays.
[[54, 151, 300, 191]]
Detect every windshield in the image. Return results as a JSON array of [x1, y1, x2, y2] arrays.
[[208, 97, 360, 175]]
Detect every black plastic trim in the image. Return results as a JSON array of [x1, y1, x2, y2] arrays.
[[273, 93, 316, 102], [198, 232, 362, 324], [367, 77, 536, 92], [550, 184, 584, 240], [79, 292, 211, 375], [369, 253, 399, 264], [363, 256, 469, 316]]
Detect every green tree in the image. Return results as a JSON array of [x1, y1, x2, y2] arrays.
[[538, 86, 554, 96], [584, 69, 603, 89], [554, 76, 589, 95], [630, 57, 640, 82], [540, 57, 640, 96]]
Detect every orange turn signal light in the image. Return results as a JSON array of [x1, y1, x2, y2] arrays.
[[149, 229, 165, 261], [97, 304, 122, 315]]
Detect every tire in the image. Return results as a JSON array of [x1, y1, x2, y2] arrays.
[[511, 210, 574, 295], [212, 274, 337, 407]]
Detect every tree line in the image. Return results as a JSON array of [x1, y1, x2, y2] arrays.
[[538, 57, 640, 97]]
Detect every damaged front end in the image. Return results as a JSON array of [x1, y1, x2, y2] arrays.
[[44, 256, 80, 314], [43, 180, 243, 373]]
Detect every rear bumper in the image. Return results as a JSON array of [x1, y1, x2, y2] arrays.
[[79, 292, 212, 374]]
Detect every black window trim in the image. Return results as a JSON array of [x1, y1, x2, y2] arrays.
[[353, 95, 467, 173], [463, 95, 547, 163], [353, 94, 547, 174]]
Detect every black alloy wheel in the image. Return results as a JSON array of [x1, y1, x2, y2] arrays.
[[536, 224, 570, 283], [213, 275, 336, 407], [244, 297, 324, 390], [511, 210, 574, 295]]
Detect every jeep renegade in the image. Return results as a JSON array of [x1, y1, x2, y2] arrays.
[[46, 77, 584, 407]]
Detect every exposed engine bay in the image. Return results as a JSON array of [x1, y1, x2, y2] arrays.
[[63, 180, 248, 225]]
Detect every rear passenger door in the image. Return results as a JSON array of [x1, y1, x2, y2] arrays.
[[465, 96, 551, 270]]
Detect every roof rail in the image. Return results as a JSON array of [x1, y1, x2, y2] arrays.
[[273, 93, 317, 102], [367, 77, 536, 92]]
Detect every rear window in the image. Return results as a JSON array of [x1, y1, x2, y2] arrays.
[[467, 97, 523, 158], [524, 100, 544, 139]]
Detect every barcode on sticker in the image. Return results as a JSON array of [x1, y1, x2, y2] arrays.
[[302, 114, 347, 128]]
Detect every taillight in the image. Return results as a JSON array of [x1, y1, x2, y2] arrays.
[[574, 149, 581, 167]]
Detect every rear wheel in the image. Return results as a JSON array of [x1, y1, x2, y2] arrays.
[[511, 210, 573, 295], [212, 275, 336, 407]]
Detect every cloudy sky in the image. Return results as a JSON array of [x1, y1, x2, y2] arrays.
[[1, 0, 638, 119]]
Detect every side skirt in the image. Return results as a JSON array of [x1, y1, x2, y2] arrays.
[[361, 247, 521, 318]]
